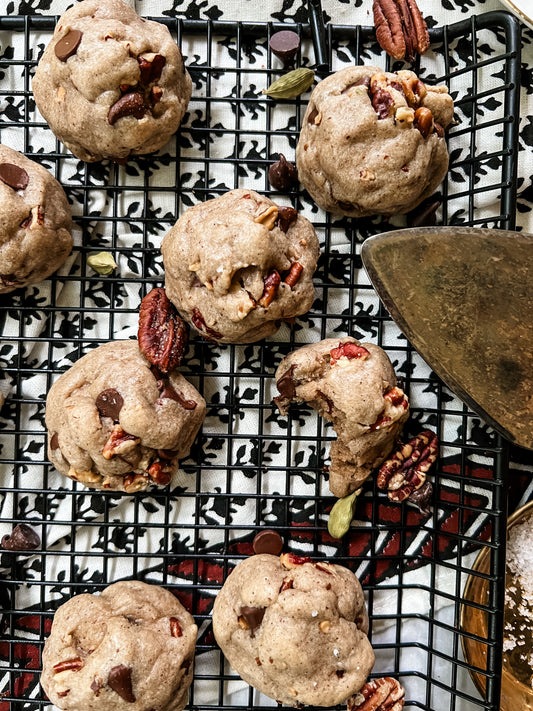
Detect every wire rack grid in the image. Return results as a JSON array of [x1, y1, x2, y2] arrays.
[[0, 8, 522, 711]]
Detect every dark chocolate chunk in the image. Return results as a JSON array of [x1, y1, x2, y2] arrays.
[[276, 206, 298, 233], [108, 92, 146, 126], [54, 29, 83, 62], [108, 664, 136, 703], [95, 389, 124, 421], [269, 30, 300, 67], [408, 481, 433, 516], [50, 432, 60, 450], [276, 364, 296, 399], [240, 606, 265, 633], [407, 196, 441, 228], [253, 529, 283, 556], [159, 381, 197, 410], [0, 163, 29, 191], [268, 154, 298, 192], [1, 523, 40, 551]]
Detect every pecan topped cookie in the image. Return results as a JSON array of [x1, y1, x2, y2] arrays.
[[212, 553, 374, 707], [0, 144, 72, 294], [161, 189, 320, 344], [274, 337, 410, 498], [296, 65, 454, 217], [32, 0, 192, 162], [46, 340, 205, 492]]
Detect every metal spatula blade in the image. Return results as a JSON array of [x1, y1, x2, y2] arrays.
[[361, 226, 533, 450]]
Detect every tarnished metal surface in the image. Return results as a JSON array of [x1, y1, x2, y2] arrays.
[[362, 227, 533, 449]]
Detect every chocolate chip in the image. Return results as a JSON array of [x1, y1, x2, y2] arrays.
[[408, 481, 433, 516], [253, 530, 283, 555], [159, 382, 197, 410], [108, 92, 146, 126], [240, 606, 265, 633], [95, 389, 124, 421], [276, 206, 298, 233], [268, 154, 298, 192], [1, 523, 40, 551], [308, 106, 319, 125], [54, 29, 83, 62], [0, 163, 29, 191], [276, 364, 296, 398], [50, 432, 60, 450], [269, 30, 300, 67], [108, 664, 136, 703], [407, 196, 441, 228], [336, 670, 345, 678]]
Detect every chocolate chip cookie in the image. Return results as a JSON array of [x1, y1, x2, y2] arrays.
[[46, 340, 206, 492], [274, 337, 410, 498], [0, 144, 72, 294], [296, 66, 454, 217], [32, 0, 192, 163], [41, 581, 197, 711], [161, 189, 320, 344], [212, 553, 374, 707]]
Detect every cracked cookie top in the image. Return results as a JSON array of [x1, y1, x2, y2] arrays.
[[296, 65, 454, 218], [46, 340, 206, 492], [0, 144, 72, 294], [212, 553, 374, 707], [274, 337, 410, 497], [161, 189, 320, 344], [41, 581, 197, 711], [32, 0, 192, 162]]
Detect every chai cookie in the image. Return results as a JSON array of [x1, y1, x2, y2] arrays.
[[212, 553, 374, 707], [41, 581, 197, 711], [274, 337, 409, 498], [33, 0, 192, 163], [161, 189, 320, 344], [0, 144, 72, 293], [296, 66, 454, 217], [46, 340, 205, 492]]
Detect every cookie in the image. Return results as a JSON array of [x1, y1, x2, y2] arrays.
[[212, 553, 374, 707], [32, 0, 192, 163], [296, 66, 454, 217], [161, 189, 320, 344], [46, 340, 206, 492], [41, 581, 197, 711], [0, 144, 72, 294], [274, 337, 409, 498]]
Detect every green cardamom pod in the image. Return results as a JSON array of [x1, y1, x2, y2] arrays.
[[262, 67, 315, 99], [87, 252, 117, 276], [327, 487, 362, 539]]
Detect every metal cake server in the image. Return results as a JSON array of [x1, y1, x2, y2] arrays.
[[361, 226, 533, 450]]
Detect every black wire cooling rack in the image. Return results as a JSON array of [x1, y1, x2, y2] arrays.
[[0, 8, 522, 711]]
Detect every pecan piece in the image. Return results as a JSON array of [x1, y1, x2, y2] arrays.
[[138, 287, 188, 373], [413, 107, 434, 138], [20, 205, 44, 229], [280, 552, 311, 569], [102, 425, 140, 460], [148, 462, 171, 486], [108, 92, 146, 125], [170, 617, 183, 637], [53, 658, 83, 674], [373, 0, 429, 63], [138, 54, 166, 85], [347, 677, 405, 711], [284, 262, 303, 289], [279, 579, 294, 593], [259, 270, 281, 307], [254, 205, 278, 230], [377, 430, 438, 502], [383, 387, 408, 408], [123, 473, 149, 493], [191, 307, 223, 341], [330, 343, 370, 365], [150, 86, 163, 104]]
